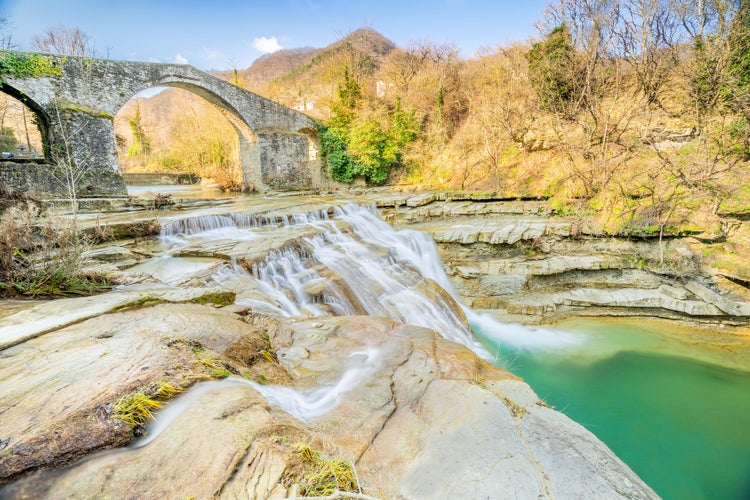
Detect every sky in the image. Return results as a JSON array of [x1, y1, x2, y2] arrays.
[[0, 0, 550, 71]]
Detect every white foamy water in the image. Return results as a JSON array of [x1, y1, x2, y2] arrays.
[[246, 347, 381, 421], [469, 311, 582, 351], [133, 348, 381, 447], [224, 204, 489, 355], [161, 203, 575, 355], [159, 208, 331, 237]]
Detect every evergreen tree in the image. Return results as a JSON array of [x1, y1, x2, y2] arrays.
[[127, 100, 151, 162], [526, 23, 579, 115]]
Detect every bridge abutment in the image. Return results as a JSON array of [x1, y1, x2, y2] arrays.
[[47, 103, 127, 197]]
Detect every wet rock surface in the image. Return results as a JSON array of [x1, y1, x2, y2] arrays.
[[1, 308, 657, 499]]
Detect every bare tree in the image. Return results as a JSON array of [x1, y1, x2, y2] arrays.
[[0, 16, 15, 49], [532, 0, 636, 198], [380, 49, 425, 95], [614, 0, 681, 106], [33, 25, 95, 56], [403, 40, 463, 147]]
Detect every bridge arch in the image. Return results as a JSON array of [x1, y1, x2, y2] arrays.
[[0, 51, 321, 197], [0, 83, 52, 161], [115, 85, 251, 190], [116, 80, 254, 133]]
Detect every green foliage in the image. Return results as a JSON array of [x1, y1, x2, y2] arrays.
[[0, 51, 63, 80], [726, 1, 750, 112], [727, 117, 750, 160], [53, 98, 113, 119], [127, 101, 150, 158], [691, 35, 724, 114], [337, 66, 362, 110], [319, 71, 421, 185], [526, 24, 578, 114], [319, 108, 419, 186], [0, 127, 17, 152], [391, 98, 419, 148], [317, 123, 358, 183], [348, 119, 392, 184]]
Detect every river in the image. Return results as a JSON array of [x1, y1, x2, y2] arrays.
[[125, 185, 750, 499], [475, 317, 750, 500]]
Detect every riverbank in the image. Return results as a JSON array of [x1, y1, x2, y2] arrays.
[[1, 189, 748, 498], [0, 198, 661, 498], [58, 188, 750, 327]]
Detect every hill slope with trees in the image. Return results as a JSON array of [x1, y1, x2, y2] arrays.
[[119, 0, 749, 277]]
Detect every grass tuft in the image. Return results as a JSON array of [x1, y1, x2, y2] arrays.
[[113, 391, 163, 427], [292, 442, 358, 496], [113, 381, 182, 428]]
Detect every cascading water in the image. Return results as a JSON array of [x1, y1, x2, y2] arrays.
[[134, 347, 381, 447], [159, 208, 332, 237], [145, 202, 520, 431], [205, 203, 489, 356], [144, 202, 750, 500], [156, 204, 568, 358]]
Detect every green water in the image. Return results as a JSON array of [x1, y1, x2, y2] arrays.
[[474, 317, 750, 500]]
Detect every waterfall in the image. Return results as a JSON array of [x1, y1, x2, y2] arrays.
[[202, 203, 489, 356], [159, 207, 331, 237], [143, 202, 502, 429]]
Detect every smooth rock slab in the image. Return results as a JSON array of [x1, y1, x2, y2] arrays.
[[362, 379, 546, 499], [3, 386, 278, 500], [0, 303, 260, 483], [0, 284, 235, 350]]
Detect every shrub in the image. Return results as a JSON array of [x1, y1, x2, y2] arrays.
[[0, 192, 111, 297]]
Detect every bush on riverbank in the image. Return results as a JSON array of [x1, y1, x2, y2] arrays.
[[0, 189, 111, 298]]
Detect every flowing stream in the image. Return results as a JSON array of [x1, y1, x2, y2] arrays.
[[139, 202, 749, 500]]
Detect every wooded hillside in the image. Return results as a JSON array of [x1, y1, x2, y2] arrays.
[[119, 0, 749, 245]]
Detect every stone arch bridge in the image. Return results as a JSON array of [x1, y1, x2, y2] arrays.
[[0, 52, 321, 197]]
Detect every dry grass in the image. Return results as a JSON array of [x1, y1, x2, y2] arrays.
[[113, 381, 182, 427], [0, 194, 111, 297], [287, 443, 359, 497]]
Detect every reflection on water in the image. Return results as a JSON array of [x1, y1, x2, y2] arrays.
[[474, 317, 750, 500], [126, 184, 243, 199]]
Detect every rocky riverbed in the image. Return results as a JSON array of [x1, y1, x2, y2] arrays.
[[0, 295, 658, 498], [1, 189, 747, 498]]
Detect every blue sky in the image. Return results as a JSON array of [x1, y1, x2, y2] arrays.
[[0, 0, 550, 70]]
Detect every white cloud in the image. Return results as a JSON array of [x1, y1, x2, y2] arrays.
[[202, 47, 222, 60], [174, 53, 189, 64], [252, 36, 283, 54]]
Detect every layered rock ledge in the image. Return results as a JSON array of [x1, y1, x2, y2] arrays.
[[380, 198, 750, 325]]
